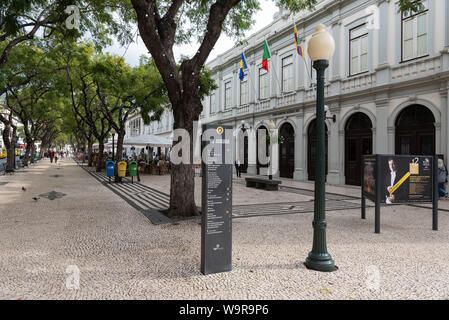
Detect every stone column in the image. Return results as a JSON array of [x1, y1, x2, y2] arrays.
[[445, 0, 449, 49], [271, 127, 279, 178], [442, 83, 449, 161], [247, 126, 257, 175], [294, 113, 305, 180], [375, 95, 390, 154], [327, 106, 341, 184], [376, 0, 391, 85], [330, 20, 341, 96]]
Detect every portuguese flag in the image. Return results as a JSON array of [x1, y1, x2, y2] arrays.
[[262, 40, 271, 71]]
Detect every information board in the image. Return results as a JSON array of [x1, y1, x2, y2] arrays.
[[379, 155, 433, 204], [362, 156, 377, 202], [361, 154, 438, 233], [201, 124, 233, 275]]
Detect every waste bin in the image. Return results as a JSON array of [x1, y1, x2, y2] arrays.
[[118, 161, 127, 177], [129, 161, 138, 177], [128, 161, 137, 183], [106, 161, 115, 177]]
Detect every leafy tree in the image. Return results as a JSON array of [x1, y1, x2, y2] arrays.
[[0, 0, 135, 69], [92, 54, 167, 180]]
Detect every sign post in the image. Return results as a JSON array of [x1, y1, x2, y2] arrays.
[[201, 124, 233, 275], [433, 156, 438, 231], [362, 155, 438, 233]]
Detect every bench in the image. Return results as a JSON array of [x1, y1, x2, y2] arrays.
[[245, 177, 282, 191]]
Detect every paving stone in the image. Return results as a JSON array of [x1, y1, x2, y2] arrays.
[[0, 158, 448, 299]]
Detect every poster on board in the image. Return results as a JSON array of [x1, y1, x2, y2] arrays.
[[380, 155, 433, 204]]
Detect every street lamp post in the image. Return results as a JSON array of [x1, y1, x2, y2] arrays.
[[111, 128, 116, 161], [305, 24, 336, 272]]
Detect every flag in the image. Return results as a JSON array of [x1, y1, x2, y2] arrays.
[[239, 53, 248, 81], [262, 40, 271, 71], [294, 24, 305, 59]]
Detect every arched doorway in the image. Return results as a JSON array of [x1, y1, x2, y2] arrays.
[[256, 125, 269, 175], [345, 112, 373, 186], [395, 105, 435, 155], [307, 119, 328, 181], [279, 122, 295, 178]]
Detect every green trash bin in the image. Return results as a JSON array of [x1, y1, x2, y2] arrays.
[[129, 161, 138, 183]]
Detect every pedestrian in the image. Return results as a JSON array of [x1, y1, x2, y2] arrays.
[[50, 151, 54, 163], [54, 151, 59, 164], [235, 158, 241, 178], [438, 158, 448, 198]]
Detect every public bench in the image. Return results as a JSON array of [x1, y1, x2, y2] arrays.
[[245, 177, 282, 191]]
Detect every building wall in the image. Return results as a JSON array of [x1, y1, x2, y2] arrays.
[[197, 0, 449, 184]]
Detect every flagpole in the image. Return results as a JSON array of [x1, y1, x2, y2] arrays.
[[242, 51, 259, 103], [293, 21, 313, 85], [264, 37, 283, 97]]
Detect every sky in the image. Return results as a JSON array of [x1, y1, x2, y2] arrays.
[[104, 0, 279, 66]]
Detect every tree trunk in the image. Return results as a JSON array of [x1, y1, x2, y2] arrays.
[[96, 141, 104, 172], [39, 142, 47, 159], [87, 135, 93, 167], [114, 130, 125, 180], [30, 144, 36, 164], [23, 136, 34, 166], [23, 141, 32, 167], [167, 98, 201, 218]]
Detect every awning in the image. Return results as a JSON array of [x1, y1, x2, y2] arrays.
[[122, 134, 172, 148]]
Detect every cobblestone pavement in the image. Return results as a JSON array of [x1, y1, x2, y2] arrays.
[[1, 158, 449, 299], [76, 160, 369, 221]]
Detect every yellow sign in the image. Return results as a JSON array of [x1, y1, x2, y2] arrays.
[[409, 163, 419, 175], [216, 126, 224, 135], [389, 172, 411, 195], [410, 158, 419, 175]]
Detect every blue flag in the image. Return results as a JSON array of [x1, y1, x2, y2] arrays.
[[239, 53, 248, 81]]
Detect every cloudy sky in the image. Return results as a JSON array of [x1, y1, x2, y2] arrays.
[[104, 0, 279, 66]]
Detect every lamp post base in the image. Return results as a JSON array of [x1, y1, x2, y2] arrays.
[[305, 253, 335, 272]]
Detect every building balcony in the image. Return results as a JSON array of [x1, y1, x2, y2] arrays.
[[391, 55, 441, 82], [341, 72, 376, 94]]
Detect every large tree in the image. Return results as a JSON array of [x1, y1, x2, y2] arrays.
[[92, 54, 167, 179], [0, 0, 135, 69]]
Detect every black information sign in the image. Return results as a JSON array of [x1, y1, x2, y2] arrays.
[[361, 155, 438, 233], [201, 124, 233, 275]]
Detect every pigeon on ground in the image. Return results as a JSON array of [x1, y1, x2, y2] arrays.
[[32, 196, 40, 201], [22, 186, 26, 191]]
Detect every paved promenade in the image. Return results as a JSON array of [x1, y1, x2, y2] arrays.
[[1, 158, 449, 299]]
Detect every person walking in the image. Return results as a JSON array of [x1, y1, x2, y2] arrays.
[[54, 151, 59, 164], [235, 158, 241, 178], [49, 150, 54, 163], [437, 158, 448, 198]]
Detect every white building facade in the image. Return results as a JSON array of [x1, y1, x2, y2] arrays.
[[123, 109, 174, 158], [195, 0, 449, 186]]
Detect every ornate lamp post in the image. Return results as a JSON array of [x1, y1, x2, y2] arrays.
[[305, 24, 336, 272]]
